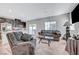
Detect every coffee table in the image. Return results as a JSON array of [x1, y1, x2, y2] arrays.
[[38, 36, 53, 46]]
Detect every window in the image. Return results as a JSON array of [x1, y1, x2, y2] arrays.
[[1, 23, 12, 31], [29, 24, 36, 35], [45, 21, 56, 30]]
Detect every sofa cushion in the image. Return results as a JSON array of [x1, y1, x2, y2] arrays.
[[13, 32, 23, 41], [7, 33, 18, 46], [21, 33, 33, 41]]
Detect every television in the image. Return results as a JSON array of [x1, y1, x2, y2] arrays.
[[72, 4, 79, 23]]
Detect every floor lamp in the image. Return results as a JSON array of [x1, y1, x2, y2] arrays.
[[64, 21, 71, 41]]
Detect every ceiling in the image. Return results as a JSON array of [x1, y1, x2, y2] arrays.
[[0, 3, 78, 22]]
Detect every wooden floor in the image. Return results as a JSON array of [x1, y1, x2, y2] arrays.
[[35, 39, 69, 55], [0, 38, 69, 55], [0, 40, 12, 55]]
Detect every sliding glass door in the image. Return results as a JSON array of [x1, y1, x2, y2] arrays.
[[29, 24, 36, 35]]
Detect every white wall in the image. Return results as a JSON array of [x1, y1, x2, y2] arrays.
[[72, 22, 79, 35], [26, 13, 70, 36]]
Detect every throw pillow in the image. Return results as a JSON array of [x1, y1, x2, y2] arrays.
[[21, 33, 33, 41]]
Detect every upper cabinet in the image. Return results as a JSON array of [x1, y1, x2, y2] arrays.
[[15, 19, 26, 28]]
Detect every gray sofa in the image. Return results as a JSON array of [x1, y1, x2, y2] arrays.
[[6, 32, 36, 55], [38, 30, 61, 41]]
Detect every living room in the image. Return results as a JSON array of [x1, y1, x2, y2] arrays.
[[0, 3, 79, 55]]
